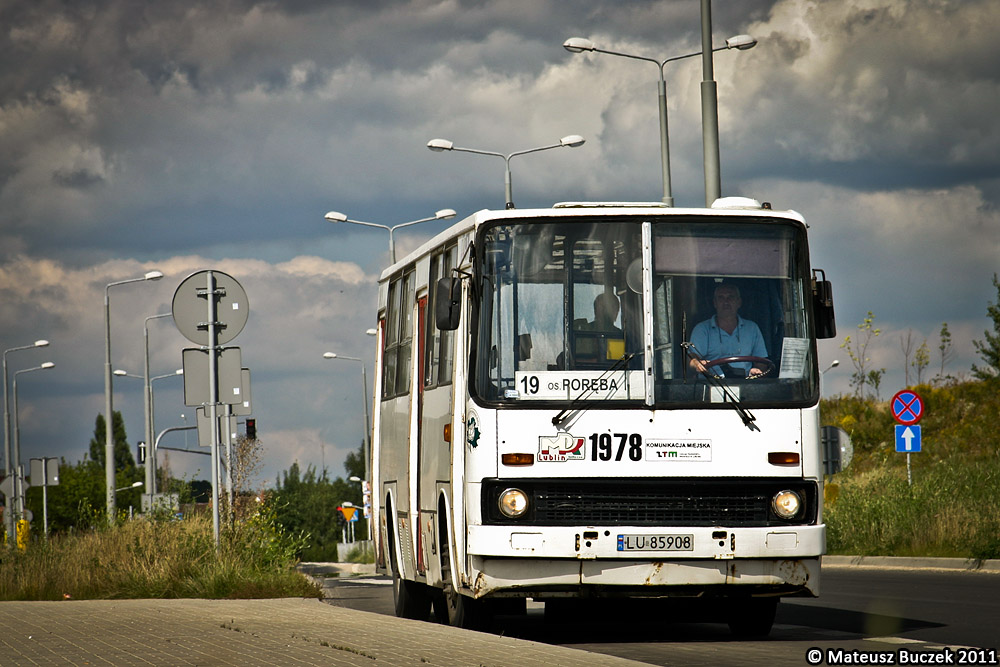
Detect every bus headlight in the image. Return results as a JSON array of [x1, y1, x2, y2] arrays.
[[498, 488, 529, 518], [772, 490, 802, 519]]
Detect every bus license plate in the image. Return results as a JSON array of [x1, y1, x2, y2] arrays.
[[617, 534, 694, 551]]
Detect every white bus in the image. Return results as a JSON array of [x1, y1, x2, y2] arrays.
[[369, 198, 837, 636]]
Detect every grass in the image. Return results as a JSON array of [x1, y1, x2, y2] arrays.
[[824, 458, 1000, 559], [822, 378, 1000, 560], [0, 513, 321, 601]]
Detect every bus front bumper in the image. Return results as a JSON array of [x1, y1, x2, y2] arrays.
[[464, 524, 824, 598], [466, 555, 821, 598]]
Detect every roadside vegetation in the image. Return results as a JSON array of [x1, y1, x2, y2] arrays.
[[0, 505, 319, 601], [2, 432, 319, 601], [823, 277, 1000, 559]]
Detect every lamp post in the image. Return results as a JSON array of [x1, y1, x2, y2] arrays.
[[3, 339, 48, 545], [115, 367, 182, 499], [563, 33, 754, 206], [322, 352, 370, 482], [105, 271, 163, 522], [143, 313, 172, 502], [427, 135, 585, 209], [114, 480, 143, 493], [12, 362, 55, 528], [324, 209, 457, 264], [148, 370, 183, 494], [820, 359, 840, 397]]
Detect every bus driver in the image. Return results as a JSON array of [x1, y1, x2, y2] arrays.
[[688, 283, 769, 378]]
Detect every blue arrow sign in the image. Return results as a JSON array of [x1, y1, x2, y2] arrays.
[[895, 424, 922, 453]]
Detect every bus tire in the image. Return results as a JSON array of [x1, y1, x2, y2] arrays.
[[385, 496, 431, 621], [727, 597, 778, 638], [391, 562, 431, 620], [441, 588, 490, 630]]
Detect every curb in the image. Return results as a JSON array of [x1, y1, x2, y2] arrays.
[[298, 561, 377, 577], [823, 555, 1000, 573]]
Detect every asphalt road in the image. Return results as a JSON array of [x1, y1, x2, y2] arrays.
[[319, 566, 1000, 666]]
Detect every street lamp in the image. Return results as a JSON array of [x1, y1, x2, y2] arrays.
[[2, 338, 48, 545], [143, 312, 172, 501], [323, 353, 370, 484], [324, 209, 457, 264], [563, 33, 755, 206], [427, 135, 585, 209], [148, 369, 183, 495], [12, 361, 55, 527], [117, 367, 182, 497], [114, 480, 143, 493], [105, 270, 163, 522], [820, 359, 840, 396]]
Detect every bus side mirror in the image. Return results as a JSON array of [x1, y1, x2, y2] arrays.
[[435, 277, 462, 331], [812, 271, 836, 339]]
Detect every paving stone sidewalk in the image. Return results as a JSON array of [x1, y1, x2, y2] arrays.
[[0, 597, 648, 666]]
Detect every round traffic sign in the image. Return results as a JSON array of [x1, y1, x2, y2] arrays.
[[172, 270, 249, 345], [890, 389, 924, 425]]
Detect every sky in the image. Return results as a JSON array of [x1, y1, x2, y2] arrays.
[[1, 0, 998, 491]]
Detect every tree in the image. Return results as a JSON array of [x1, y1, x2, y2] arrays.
[[899, 329, 916, 386], [972, 273, 1000, 381], [914, 340, 930, 384], [24, 458, 104, 534], [87, 411, 136, 475], [867, 368, 886, 400], [272, 442, 366, 560], [344, 439, 365, 480], [937, 322, 955, 381], [841, 311, 882, 398]]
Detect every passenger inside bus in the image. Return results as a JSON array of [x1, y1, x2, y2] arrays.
[[574, 292, 625, 365], [581, 292, 622, 335], [687, 283, 769, 378]]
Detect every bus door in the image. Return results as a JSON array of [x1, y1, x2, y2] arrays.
[[419, 245, 459, 587], [381, 270, 416, 577]]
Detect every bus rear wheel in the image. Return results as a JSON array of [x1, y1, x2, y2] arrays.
[[386, 498, 431, 621], [391, 562, 432, 620]]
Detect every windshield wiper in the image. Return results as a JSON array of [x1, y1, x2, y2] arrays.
[[551, 352, 637, 426], [681, 342, 760, 432]]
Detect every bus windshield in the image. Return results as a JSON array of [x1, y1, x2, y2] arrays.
[[473, 216, 817, 408]]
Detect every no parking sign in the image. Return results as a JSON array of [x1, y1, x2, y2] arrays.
[[891, 389, 924, 426]]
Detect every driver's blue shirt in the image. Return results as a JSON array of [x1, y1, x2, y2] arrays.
[[689, 315, 768, 373]]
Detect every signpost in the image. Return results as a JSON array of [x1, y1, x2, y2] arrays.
[[29, 457, 59, 539], [891, 389, 924, 485], [172, 270, 249, 545]]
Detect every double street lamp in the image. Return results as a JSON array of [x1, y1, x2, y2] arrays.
[[3, 339, 49, 546], [116, 365, 182, 497], [324, 209, 457, 264], [105, 271, 163, 521], [427, 135, 585, 209], [563, 32, 756, 206]]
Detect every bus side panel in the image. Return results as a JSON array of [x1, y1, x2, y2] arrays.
[[371, 316, 386, 571]]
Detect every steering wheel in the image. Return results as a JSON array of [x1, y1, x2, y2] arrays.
[[702, 355, 775, 379]]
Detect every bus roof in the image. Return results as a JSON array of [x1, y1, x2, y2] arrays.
[[378, 199, 806, 282]]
